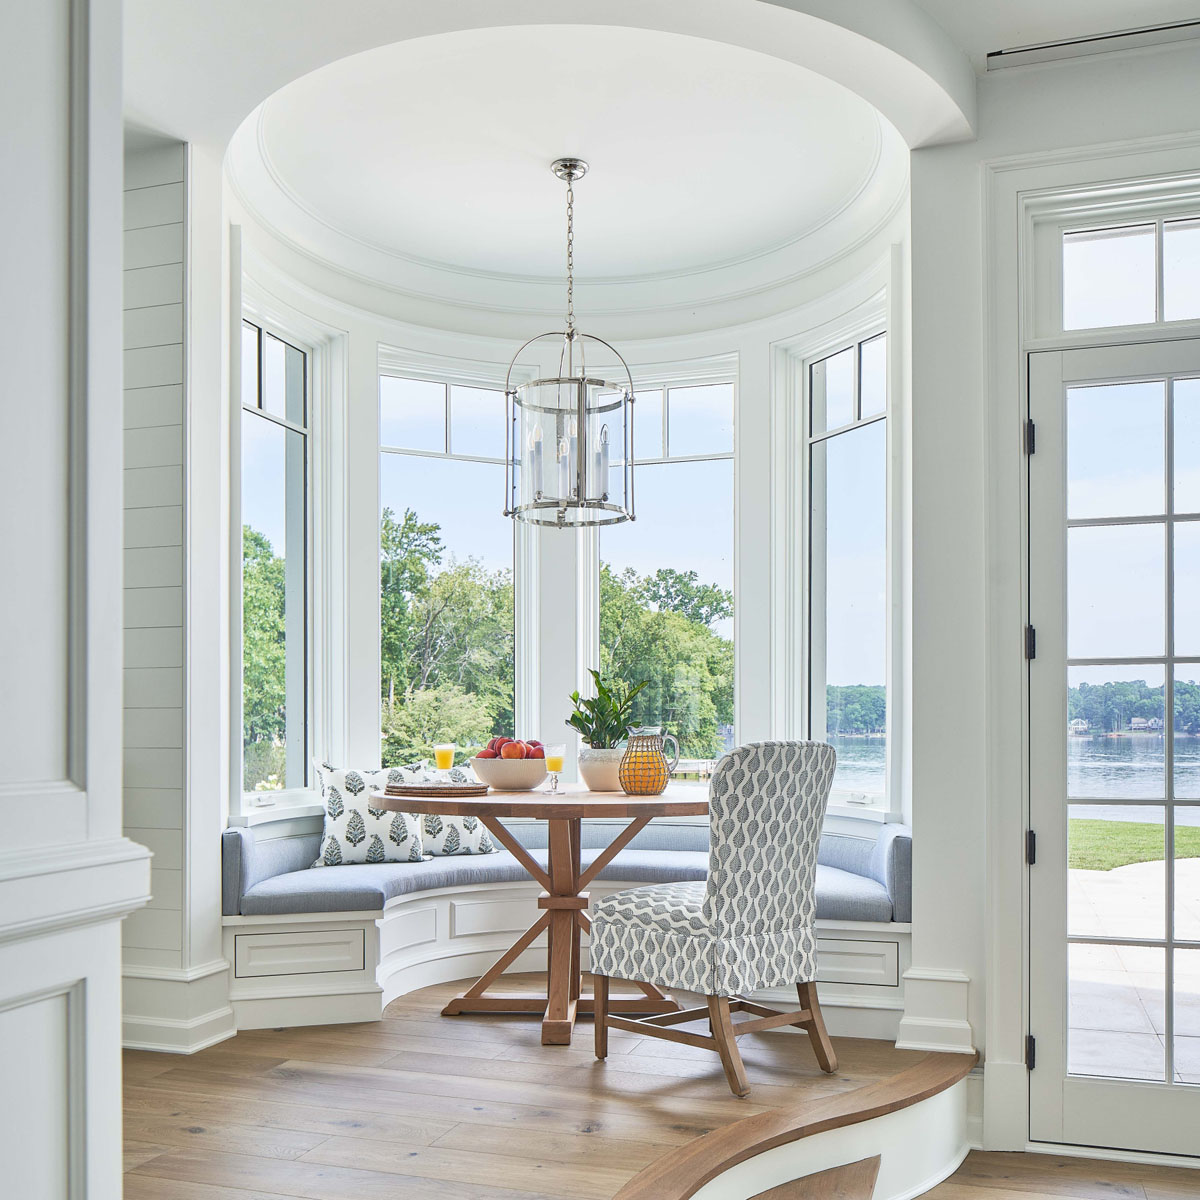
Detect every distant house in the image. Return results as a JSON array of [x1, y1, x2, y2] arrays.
[[1068, 718, 1089, 734], [1129, 717, 1161, 731]]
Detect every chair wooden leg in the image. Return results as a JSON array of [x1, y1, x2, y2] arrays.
[[594, 973, 609, 1060], [797, 980, 837, 1073], [707, 996, 750, 1097]]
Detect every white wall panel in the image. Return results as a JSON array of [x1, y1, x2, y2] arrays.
[[0, 991, 70, 1200]]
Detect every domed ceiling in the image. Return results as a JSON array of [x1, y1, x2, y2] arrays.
[[227, 24, 908, 327]]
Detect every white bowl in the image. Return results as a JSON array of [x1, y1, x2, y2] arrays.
[[469, 756, 548, 791]]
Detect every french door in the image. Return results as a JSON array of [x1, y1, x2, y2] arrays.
[[1029, 339, 1200, 1154]]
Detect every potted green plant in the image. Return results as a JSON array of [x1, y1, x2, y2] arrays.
[[567, 669, 648, 791]]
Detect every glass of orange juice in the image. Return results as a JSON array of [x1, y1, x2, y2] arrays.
[[433, 743, 455, 777], [544, 743, 566, 792]]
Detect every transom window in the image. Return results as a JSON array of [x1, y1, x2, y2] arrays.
[[240, 320, 309, 794], [806, 333, 888, 806], [1063, 217, 1200, 331]]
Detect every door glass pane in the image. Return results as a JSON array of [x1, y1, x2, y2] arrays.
[[1069, 943, 1165, 1081], [1174, 812, 1200, 942], [859, 334, 887, 418], [1069, 805, 1164, 940], [1068, 524, 1165, 659], [667, 384, 733, 457], [1176, 378, 1200, 516], [599, 459, 734, 762], [1068, 665, 1165, 799], [1175, 523, 1200, 657], [1176, 672, 1200, 800], [810, 421, 887, 801], [1067, 381, 1164, 519], [1164, 219, 1200, 323], [811, 347, 854, 435], [1063, 225, 1156, 330], [380, 377, 445, 452], [449, 385, 503, 459], [1175, 949, 1200, 1084]]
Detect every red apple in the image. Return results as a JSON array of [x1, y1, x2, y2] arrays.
[[475, 748, 498, 759], [527, 745, 545, 759], [500, 741, 527, 759], [526, 740, 543, 749]]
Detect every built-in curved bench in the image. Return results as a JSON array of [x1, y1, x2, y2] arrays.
[[220, 819, 911, 1034]]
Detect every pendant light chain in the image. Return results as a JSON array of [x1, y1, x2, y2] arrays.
[[565, 177, 575, 336]]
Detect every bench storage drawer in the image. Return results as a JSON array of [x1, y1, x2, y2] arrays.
[[816, 937, 899, 987], [233, 928, 366, 979]]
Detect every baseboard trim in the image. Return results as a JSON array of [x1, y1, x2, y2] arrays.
[[122, 1004, 236, 1054]]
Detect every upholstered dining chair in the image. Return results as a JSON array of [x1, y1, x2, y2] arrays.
[[590, 740, 838, 1097]]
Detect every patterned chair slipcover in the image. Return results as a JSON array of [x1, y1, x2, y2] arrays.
[[589, 741, 836, 998]]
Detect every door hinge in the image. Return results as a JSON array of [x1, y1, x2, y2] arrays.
[[1025, 1034, 1036, 1071], [1026, 829, 1037, 865], [1025, 625, 1037, 660], [1024, 418, 1036, 455]]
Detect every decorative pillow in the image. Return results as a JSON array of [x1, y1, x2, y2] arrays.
[[420, 763, 497, 856], [311, 762, 426, 867]]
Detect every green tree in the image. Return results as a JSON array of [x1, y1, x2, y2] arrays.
[[381, 682, 497, 764], [242, 525, 286, 788], [380, 507, 443, 705], [599, 564, 734, 759], [639, 568, 733, 629]]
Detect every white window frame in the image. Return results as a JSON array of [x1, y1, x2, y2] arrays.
[[231, 287, 346, 818], [376, 345, 538, 745], [591, 355, 739, 761], [1027, 177, 1200, 346], [774, 292, 903, 821]]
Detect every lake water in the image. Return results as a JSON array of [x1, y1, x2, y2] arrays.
[[828, 734, 887, 797], [1069, 734, 1200, 825], [826, 733, 1200, 825]]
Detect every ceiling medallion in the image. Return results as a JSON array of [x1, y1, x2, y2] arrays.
[[504, 159, 635, 527]]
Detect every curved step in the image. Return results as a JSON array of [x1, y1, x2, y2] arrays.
[[614, 1050, 977, 1200]]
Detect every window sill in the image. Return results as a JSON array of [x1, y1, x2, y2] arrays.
[[229, 794, 324, 828]]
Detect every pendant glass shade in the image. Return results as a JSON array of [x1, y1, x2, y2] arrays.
[[505, 330, 636, 527]]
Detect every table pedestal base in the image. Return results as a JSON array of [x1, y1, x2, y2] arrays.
[[440, 814, 683, 1045]]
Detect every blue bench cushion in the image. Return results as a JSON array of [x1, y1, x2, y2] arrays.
[[224, 821, 911, 922], [233, 844, 896, 922], [237, 847, 711, 916]]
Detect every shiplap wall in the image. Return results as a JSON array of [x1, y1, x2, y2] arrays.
[[122, 141, 187, 969]]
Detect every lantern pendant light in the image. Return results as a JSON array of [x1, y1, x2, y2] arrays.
[[504, 158, 635, 527]]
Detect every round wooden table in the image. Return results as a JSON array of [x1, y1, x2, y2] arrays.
[[374, 784, 709, 1045]]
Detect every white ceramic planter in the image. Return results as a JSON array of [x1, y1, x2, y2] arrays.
[[578, 746, 625, 792]]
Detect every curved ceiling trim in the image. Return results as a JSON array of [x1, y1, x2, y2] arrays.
[[125, 0, 976, 151]]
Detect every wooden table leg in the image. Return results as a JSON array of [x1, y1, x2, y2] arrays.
[[542, 818, 579, 1044]]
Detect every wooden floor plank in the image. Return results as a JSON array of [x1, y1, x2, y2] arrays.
[[298, 1134, 635, 1199], [131, 1145, 585, 1200], [122, 1113, 332, 1161], [124, 1139, 170, 1172], [750, 1154, 880, 1199], [124, 1082, 457, 1145]]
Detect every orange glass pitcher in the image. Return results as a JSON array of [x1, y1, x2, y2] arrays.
[[618, 726, 680, 796]]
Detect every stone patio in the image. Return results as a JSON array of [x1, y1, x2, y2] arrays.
[[1068, 858, 1200, 1083]]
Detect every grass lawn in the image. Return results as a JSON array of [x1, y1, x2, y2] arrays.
[[1069, 818, 1200, 871]]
